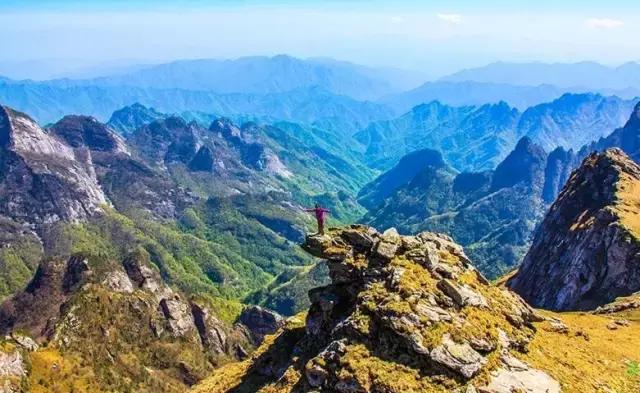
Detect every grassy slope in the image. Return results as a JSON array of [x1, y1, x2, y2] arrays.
[[192, 302, 640, 393], [524, 306, 640, 392]]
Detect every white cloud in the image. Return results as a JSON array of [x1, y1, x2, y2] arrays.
[[390, 16, 405, 24], [585, 18, 624, 29], [437, 13, 462, 25]]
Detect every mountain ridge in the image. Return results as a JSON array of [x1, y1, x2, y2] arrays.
[[508, 148, 640, 310], [440, 61, 640, 90]]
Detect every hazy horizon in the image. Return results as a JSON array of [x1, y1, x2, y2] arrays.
[[2, 0, 640, 80]]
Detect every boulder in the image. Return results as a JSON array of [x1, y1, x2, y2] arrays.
[[0, 350, 25, 377], [430, 334, 486, 379], [159, 296, 196, 337], [438, 279, 488, 308], [238, 306, 284, 345]]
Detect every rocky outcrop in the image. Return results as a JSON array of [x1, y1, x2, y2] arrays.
[[490, 137, 547, 191], [49, 115, 129, 154], [213, 225, 556, 392], [49, 113, 198, 220], [210, 120, 292, 178], [238, 305, 284, 345], [107, 103, 166, 136], [0, 350, 25, 378], [0, 251, 252, 389], [129, 116, 201, 166], [189, 146, 215, 172], [509, 148, 640, 310], [0, 105, 107, 224]]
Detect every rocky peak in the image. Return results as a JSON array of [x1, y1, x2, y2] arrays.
[[508, 148, 640, 310], [209, 118, 242, 141], [491, 136, 547, 191], [224, 225, 559, 392], [49, 115, 129, 154], [238, 305, 285, 345], [107, 103, 166, 136], [0, 250, 254, 388], [358, 148, 449, 210], [129, 116, 201, 166], [542, 146, 577, 203], [189, 146, 215, 172], [0, 105, 107, 224]]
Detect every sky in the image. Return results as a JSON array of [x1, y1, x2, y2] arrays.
[[1, 0, 639, 79]]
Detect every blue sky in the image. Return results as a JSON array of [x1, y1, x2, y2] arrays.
[[1, 1, 639, 79]]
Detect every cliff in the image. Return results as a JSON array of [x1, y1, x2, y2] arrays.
[[509, 148, 640, 310]]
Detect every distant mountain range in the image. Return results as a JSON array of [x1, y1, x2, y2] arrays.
[[20, 55, 424, 100], [357, 93, 638, 172], [0, 80, 393, 132], [441, 61, 640, 90], [360, 102, 640, 278], [3, 56, 640, 131]]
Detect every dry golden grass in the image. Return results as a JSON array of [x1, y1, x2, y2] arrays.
[[523, 309, 640, 393], [27, 348, 100, 393], [191, 315, 307, 393], [192, 300, 640, 393], [614, 173, 640, 239]]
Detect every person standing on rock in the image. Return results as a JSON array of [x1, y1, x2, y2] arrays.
[[303, 203, 330, 235]]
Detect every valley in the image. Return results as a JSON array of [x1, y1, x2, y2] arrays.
[[1, 51, 640, 392]]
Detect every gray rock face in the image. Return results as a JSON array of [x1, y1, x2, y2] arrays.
[[159, 296, 197, 337], [122, 252, 163, 294], [509, 149, 640, 310], [238, 305, 285, 345], [0, 350, 25, 378], [481, 354, 561, 393], [191, 303, 228, 354], [101, 271, 134, 293], [49, 115, 129, 155], [438, 279, 488, 308], [189, 146, 215, 172], [0, 106, 107, 225], [430, 334, 486, 379], [9, 334, 38, 352]]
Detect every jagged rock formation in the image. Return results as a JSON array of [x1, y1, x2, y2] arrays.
[[107, 102, 167, 136], [194, 225, 563, 393], [509, 149, 640, 310], [238, 305, 285, 345], [48, 114, 195, 219], [0, 105, 107, 224], [356, 93, 636, 173], [541, 146, 578, 203], [582, 101, 640, 162], [0, 251, 253, 391], [189, 146, 215, 172], [362, 102, 640, 281], [50, 114, 130, 154]]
